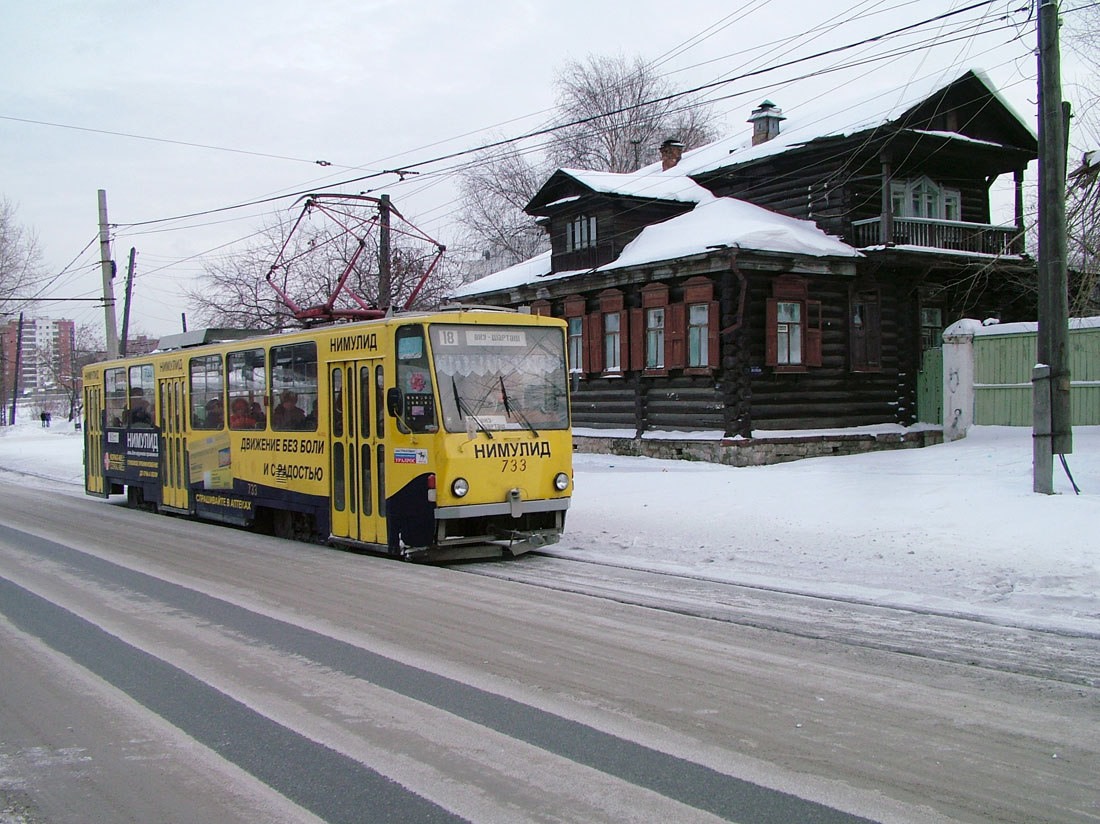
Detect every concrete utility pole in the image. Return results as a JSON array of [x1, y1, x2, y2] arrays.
[[9, 312, 23, 425], [97, 190, 120, 360], [1033, 0, 1073, 493], [119, 247, 137, 357], [378, 194, 391, 310]]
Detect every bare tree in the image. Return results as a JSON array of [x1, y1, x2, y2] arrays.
[[455, 53, 722, 277], [1067, 153, 1100, 315], [549, 53, 720, 173], [0, 198, 43, 317], [1060, 5, 1100, 315], [456, 146, 552, 269]]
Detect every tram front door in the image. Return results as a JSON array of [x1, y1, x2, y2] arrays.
[[328, 359, 386, 546]]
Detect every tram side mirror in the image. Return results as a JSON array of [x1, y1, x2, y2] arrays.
[[386, 387, 403, 418]]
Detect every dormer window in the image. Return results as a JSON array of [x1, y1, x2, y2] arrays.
[[890, 177, 961, 221], [565, 215, 597, 252]]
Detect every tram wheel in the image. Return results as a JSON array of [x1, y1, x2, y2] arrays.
[[272, 510, 319, 543]]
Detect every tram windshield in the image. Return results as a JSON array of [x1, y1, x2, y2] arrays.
[[428, 323, 569, 433]]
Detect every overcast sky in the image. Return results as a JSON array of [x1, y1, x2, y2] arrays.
[[1, 0, 1090, 339]]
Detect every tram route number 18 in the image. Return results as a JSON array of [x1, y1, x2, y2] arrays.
[[437, 329, 460, 346]]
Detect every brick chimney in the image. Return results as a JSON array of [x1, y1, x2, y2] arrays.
[[659, 138, 685, 170], [748, 100, 785, 146]]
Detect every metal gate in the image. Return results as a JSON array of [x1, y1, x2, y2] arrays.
[[916, 347, 943, 424]]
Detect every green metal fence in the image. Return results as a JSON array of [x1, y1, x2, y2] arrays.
[[974, 324, 1100, 425]]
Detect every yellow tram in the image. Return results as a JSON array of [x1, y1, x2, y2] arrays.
[[83, 309, 573, 560]]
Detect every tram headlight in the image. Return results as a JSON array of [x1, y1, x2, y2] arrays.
[[553, 472, 570, 492], [452, 477, 469, 497]]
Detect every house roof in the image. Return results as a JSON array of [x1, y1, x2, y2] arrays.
[[451, 195, 860, 299], [663, 68, 1036, 180], [526, 167, 713, 213]]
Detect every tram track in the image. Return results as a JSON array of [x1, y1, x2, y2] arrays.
[[460, 550, 1100, 689], [9, 468, 1100, 690]]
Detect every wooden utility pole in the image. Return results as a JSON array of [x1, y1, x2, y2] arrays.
[[97, 190, 120, 360], [378, 194, 391, 310], [1034, 0, 1073, 493]]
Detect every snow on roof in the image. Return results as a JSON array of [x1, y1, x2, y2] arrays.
[[556, 167, 714, 204], [605, 197, 860, 270], [451, 250, 553, 298], [661, 67, 1033, 179], [451, 195, 859, 299]]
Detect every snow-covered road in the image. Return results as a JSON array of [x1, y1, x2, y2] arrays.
[[1, 420, 1097, 635]]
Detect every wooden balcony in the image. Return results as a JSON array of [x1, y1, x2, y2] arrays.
[[851, 217, 1024, 256]]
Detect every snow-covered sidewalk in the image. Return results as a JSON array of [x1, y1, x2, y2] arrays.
[[1, 420, 1096, 636]]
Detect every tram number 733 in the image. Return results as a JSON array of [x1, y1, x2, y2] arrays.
[[82, 311, 573, 562]]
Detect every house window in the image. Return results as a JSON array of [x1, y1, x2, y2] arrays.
[[568, 317, 584, 373], [944, 190, 961, 222], [687, 304, 710, 367], [765, 276, 822, 370], [921, 307, 943, 350], [565, 215, 597, 252], [776, 302, 802, 365], [850, 290, 882, 371], [890, 177, 962, 220], [646, 308, 665, 369], [604, 312, 621, 372]]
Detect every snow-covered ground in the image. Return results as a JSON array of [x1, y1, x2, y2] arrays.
[[1, 419, 1096, 636]]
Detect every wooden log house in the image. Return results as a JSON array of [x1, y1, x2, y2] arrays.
[[452, 69, 1039, 436]]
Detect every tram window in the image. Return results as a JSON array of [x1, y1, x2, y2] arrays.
[[375, 365, 384, 439], [345, 366, 355, 440], [360, 366, 371, 437], [331, 368, 344, 438], [190, 354, 225, 430], [394, 325, 437, 433], [361, 442, 372, 515], [430, 323, 569, 432], [271, 342, 317, 431], [128, 364, 155, 427], [227, 349, 266, 430], [105, 367, 127, 427], [332, 442, 345, 511]]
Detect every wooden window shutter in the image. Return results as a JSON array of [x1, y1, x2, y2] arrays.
[[805, 300, 822, 367], [629, 307, 645, 371], [666, 302, 687, 369], [585, 312, 603, 374], [707, 300, 720, 368], [764, 298, 779, 366], [530, 300, 551, 316]]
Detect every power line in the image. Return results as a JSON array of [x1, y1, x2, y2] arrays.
[[0, 114, 341, 169], [112, 0, 1010, 236]]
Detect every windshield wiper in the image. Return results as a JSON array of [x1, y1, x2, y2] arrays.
[[500, 376, 539, 437], [452, 377, 493, 439]]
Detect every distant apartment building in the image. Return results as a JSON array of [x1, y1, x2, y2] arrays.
[[1, 317, 76, 395]]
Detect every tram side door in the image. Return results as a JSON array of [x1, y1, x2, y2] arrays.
[[329, 359, 385, 546], [158, 376, 190, 510], [84, 384, 107, 497]]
